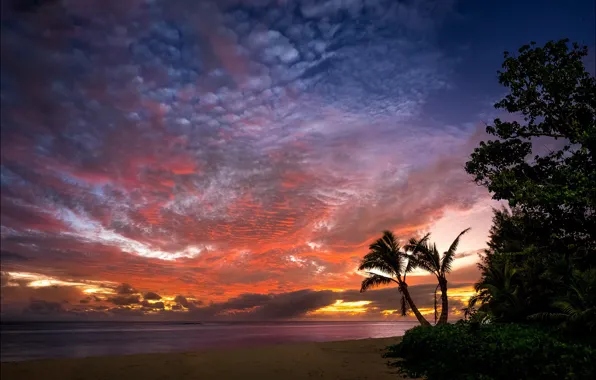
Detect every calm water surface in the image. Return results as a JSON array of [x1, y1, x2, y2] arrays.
[[0, 321, 416, 362]]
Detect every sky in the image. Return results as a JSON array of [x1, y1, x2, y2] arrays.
[[1, 0, 594, 321]]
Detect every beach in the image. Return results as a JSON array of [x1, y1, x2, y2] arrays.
[[1, 337, 407, 380]]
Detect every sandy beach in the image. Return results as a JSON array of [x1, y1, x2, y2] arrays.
[[1, 337, 409, 380]]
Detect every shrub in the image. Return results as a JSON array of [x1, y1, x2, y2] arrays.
[[384, 322, 596, 380]]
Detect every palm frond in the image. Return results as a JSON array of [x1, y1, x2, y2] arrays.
[[365, 231, 403, 276], [358, 255, 396, 275], [404, 233, 431, 253], [407, 237, 440, 276], [468, 294, 480, 308], [431, 243, 441, 270], [360, 273, 395, 293], [440, 228, 471, 274], [527, 311, 568, 322], [410, 256, 438, 275]]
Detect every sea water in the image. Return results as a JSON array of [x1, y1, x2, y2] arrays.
[[0, 321, 417, 362]]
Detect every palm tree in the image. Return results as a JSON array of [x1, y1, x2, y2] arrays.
[[468, 257, 523, 322], [406, 228, 470, 325], [359, 231, 431, 327], [529, 268, 596, 337]]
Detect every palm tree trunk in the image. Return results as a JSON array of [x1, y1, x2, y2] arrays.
[[434, 283, 440, 324], [437, 277, 449, 324], [400, 282, 431, 327]]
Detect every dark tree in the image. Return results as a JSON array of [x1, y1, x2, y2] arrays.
[[465, 39, 596, 266], [466, 40, 596, 337]]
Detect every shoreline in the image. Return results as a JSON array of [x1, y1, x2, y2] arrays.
[[1, 337, 408, 379]]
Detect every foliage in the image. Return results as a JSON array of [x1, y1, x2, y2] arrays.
[[385, 322, 596, 380], [471, 206, 596, 341], [529, 268, 596, 341], [405, 228, 470, 324], [465, 39, 596, 266], [468, 255, 524, 322], [465, 39, 596, 337], [358, 231, 431, 326]]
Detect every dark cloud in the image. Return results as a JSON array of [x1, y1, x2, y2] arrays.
[[1, 283, 86, 306], [108, 295, 141, 306], [143, 291, 162, 300], [216, 293, 273, 311], [252, 290, 334, 319], [0, 250, 29, 262], [108, 307, 145, 317], [24, 299, 66, 315], [182, 290, 333, 320], [141, 300, 165, 309], [446, 264, 481, 284], [115, 283, 137, 295], [174, 295, 190, 308]]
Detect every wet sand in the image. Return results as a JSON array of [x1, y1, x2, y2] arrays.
[[1, 337, 410, 380]]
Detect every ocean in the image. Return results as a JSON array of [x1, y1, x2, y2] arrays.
[[0, 321, 417, 362]]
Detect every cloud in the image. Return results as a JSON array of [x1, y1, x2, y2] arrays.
[[174, 295, 190, 308], [1, 269, 477, 321], [108, 295, 141, 306], [1, 272, 10, 287], [1, 250, 29, 262], [143, 291, 162, 300], [183, 289, 334, 320], [141, 300, 165, 309], [251, 289, 335, 319], [1, 281, 87, 308], [23, 299, 66, 315], [116, 283, 137, 295], [0, 0, 491, 319]]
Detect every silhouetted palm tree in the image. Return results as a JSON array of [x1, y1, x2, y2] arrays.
[[406, 228, 470, 325], [529, 268, 596, 336], [468, 257, 522, 322], [359, 231, 431, 327]]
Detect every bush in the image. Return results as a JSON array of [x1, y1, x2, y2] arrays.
[[384, 322, 596, 380]]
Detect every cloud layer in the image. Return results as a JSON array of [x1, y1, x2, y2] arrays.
[[1, 0, 494, 319]]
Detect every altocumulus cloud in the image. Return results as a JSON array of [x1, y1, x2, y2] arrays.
[[1, 0, 489, 317]]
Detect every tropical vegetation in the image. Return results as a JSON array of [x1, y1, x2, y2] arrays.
[[406, 228, 470, 324], [385, 322, 596, 380], [358, 231, 431, 326], [359, 228, 470, 325], [464, 39, 595, 341], [378, 39, 595, 379]]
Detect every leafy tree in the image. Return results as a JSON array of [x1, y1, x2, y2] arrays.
[[406, 228, 470, 324], [466, 39, 595, 335], [465, 39, 596, 266], [359, 231, 431, 326]]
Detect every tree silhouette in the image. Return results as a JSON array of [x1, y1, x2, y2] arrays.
[[359, 231, 431, 326]]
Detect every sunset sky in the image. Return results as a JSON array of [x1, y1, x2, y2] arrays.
[[1, 0, 594, 321]]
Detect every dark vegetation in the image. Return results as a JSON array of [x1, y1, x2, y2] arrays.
[[359, 229, 469, 326], [361, 39, 596, 379], [385, 322, 596, 380]]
